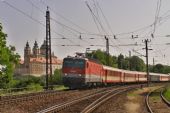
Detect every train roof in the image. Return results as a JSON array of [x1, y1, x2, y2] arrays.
[[103, 65, 122, 72], [103, 65, 170, 76], [150, 72, 170, 76], [103, 65, 147, 74], [64, 57, 88, 60], [64, 56, 101, 64]]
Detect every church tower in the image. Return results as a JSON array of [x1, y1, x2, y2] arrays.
[[32, 41, 40, 57], [40, 40, 46, 56], [24, 41, 31, 69]]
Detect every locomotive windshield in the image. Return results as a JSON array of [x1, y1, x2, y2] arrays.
[[63, 58, 85, 68]]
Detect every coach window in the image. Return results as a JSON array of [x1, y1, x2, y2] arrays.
[[86, 63, 89, 68]]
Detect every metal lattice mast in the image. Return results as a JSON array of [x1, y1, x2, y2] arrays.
[[143, 39, 152, 87], [105, 36, 109, 66], [45, 7, 52, 90]]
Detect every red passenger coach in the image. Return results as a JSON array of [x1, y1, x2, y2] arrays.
[[122, 71, 147, 83], [137, 72, 147, 82], [102, 66, 123, 84], [159, 73, 170, 82], [85, 59, 103, 85]]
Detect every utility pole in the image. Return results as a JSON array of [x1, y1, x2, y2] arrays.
[[45, 7, 52, 90], [129, 51, 131, 57], [86, 48, 90, 58], [153, 57, 155, 72], [143, 39, 152, 87], [129, 51, 131, 70], [105, 36, 109, 66]]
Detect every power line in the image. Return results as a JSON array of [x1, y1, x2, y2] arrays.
[[94, 0, 123, 51], [50, 17, 81, 34], [25, 0, 83, 37], [2, 1, 45, 27], [39, 0, 90, 33], [152, 0, 162, 35], [2, 0, 81, 46], [85, 1, 103, 33]]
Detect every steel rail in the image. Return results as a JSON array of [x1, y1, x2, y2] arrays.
[[0, 90, 60, 105], [36, 86, 127, 113], [145, 86, 164, 113], [37, 85, 142, 113], [161, 88, 170, 106], [80, 86, 136, 113]]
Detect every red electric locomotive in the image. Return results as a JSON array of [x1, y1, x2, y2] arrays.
[[62, 57, 103, 88]]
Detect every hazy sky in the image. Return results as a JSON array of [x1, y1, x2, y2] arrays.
[[1, 0, 170, 65]]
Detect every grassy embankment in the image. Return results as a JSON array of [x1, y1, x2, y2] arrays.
[[0, 85, 68, 96], [163, 86, 170, 101]]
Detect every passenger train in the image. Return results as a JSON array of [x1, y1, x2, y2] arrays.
[[62, 57, 170, 88]]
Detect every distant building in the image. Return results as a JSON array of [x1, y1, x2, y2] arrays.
[[15, 41, 62, 76]]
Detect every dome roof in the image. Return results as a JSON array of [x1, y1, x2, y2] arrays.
[[40, 40, 46, 49], [33, 41, 39, 49], [25, 41, 30, 49]]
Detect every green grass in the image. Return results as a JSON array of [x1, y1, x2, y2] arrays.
[[127, 92, 138, 97], [163, 87, 170, 101], [0, 85, 68, 96], [53, 85, 68, 90]]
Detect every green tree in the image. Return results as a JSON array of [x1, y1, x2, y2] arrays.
[[87, 49, 118, 67], [153, 64, 164, 73], [122, 57, 129, 70], [163, 66, 170, 74], [117, 54, 124, 69], [93, 50, 106, 65], [0, 23, 20, 88], [129, 56, 145, 71], [52, 69, 62, 85], [13, 75, 44, 88]]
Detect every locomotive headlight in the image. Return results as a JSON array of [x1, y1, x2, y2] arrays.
[[78, 74, 81, 76], [64, 73, 68, 76]]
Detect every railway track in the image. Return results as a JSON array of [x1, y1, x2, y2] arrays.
[[161, 88, 170, 106], [146, 86, 170, 113], [80, 86, 134, 113], [0, 90, 60, 103], [0, 88, 105, 104], [0, 87, 117, 113], [37, 85, 142, 113]]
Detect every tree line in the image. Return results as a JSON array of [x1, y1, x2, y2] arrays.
[[87, 49, 170, 74]]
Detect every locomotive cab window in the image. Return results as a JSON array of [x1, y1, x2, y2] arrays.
[[63, 58, 85, 68]]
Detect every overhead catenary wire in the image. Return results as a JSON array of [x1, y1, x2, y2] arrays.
[[2, 0, 84, 46], [25, 0, 97, 45], [53, 43, 143, 47], [25, 0, 170, 42], [85, 0, 126, 54], [39, 0, 91, 33], [152, 0, 162, 35], [5, 0, 170, 40], [94, 0, 123, 49]]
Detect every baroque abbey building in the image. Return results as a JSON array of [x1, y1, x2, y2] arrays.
[[15, 41, 62, 76]]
